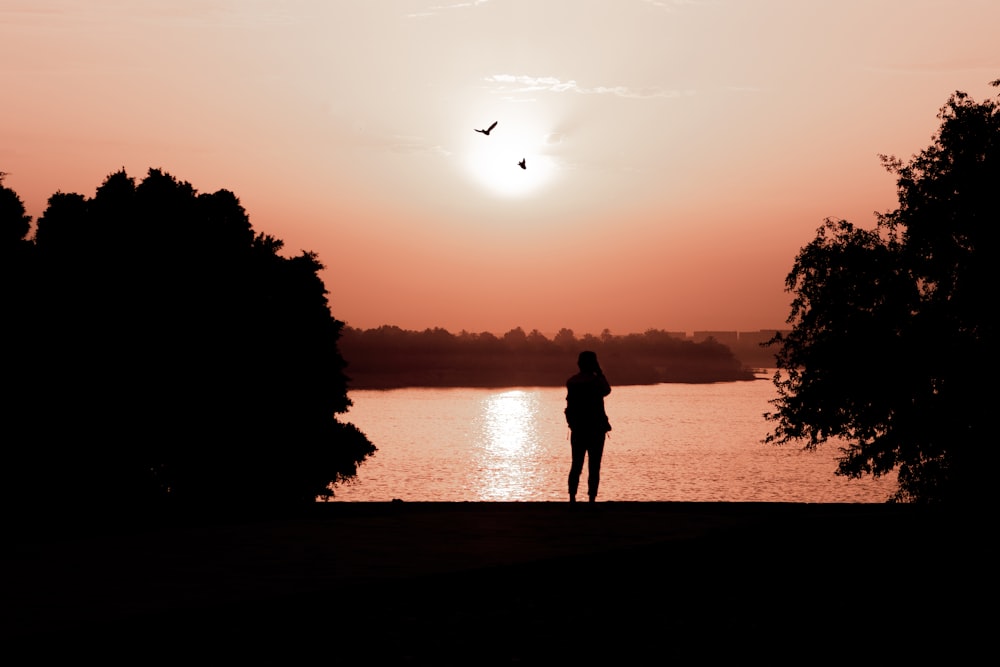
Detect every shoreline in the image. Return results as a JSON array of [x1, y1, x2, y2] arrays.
[[346, 373, 765, 390]]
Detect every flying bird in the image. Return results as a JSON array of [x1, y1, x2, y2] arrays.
[[475, 121, 497, 136], [518, 158, 526, 169]]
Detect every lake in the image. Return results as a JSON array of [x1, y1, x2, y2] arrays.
[[331, 372, 898, 502]]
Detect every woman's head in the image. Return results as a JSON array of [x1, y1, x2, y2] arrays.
[[577, 350, 600, 373]]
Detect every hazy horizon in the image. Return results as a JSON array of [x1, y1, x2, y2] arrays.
[[3, 1, 998, 335], [339, 321, 788, 338]]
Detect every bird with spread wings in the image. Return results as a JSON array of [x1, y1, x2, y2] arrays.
[[474, 121, 497, 136]]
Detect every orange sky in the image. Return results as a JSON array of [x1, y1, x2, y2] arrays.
[[3, 1, 998, 336]]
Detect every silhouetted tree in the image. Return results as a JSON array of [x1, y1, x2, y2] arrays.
[[1, 176, 40, 497], [502, 326, 528, 349], [554, 328, 576, 350], [766, 81, 998, 504], [0, 173, 31, 247], [4, 168, 374, 522]]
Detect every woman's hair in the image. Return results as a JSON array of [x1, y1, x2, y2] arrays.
[[577, 350, 599, 373]]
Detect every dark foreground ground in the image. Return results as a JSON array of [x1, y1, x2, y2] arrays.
[[3, 502, 990, 662]]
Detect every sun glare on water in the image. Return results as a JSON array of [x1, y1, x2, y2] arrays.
[[475, 389, 545, 500]]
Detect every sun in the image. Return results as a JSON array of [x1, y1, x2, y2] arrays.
[[462, 119, 557, 198]]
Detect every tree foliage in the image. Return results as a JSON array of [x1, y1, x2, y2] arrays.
[[339, 325, 755, 388], [3, 168, 375, 521], [766, 82, 998, 503], [0, 172, 32, 246]]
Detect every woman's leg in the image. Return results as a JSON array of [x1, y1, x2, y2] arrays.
[[568, 431, 587, 501], [587, 434, 606, 501]]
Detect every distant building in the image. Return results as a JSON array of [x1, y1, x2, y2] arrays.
[[735, 330, 779, 347], [729, 329, 792, 367]]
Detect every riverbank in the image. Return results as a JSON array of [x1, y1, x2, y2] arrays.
[[3, 502, 984, 661], [338, 326, 760, 389]]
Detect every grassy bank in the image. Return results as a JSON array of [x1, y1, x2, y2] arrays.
[[3, 502, 984, 661]]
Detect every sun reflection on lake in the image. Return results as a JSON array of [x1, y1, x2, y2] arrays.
[[335, 383, 898, 502], [474, 390, 547, 500]]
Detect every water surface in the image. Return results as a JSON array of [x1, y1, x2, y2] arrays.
[[334, 375, 897, 502]]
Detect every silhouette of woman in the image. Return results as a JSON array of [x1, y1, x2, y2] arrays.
[[564, 350, 612, 503]]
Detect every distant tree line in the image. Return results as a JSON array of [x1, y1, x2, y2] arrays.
[[339, 325, 756, 389], [1, 169, 375, 525]]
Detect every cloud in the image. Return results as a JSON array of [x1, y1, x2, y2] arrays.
[[406, 0, 699, 19], [345, 125, 452, 157], [387, 135, 452, 157], [638, 0, 712, 9], [483, 75, 694, 100], [406, 0, 491, 18]]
